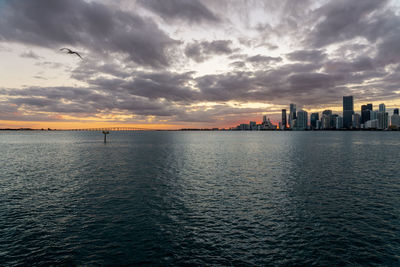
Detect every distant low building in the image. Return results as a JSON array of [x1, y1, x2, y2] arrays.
[[365, 119, 378, 129], [250, 121, 257, 130], [370, 110, 378, 121], [321, 115, 330, 129], [391, 114, 400, 128], [316, 120, 321, 130], [239, 124, 249, 130], [335, 116, 343, 129], [261, 117, 277, 130]]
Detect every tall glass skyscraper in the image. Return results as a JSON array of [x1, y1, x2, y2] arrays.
[[379, 103, 386, 112], [361, 104, 373, 124], [289, 104, 296, 128], [281, 109, 287, 129], [310, 113, 319, 129], [343, 96, 354, 128], [296, 110, 308, 130]]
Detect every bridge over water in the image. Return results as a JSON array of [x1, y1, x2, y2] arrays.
[[64, 127, 149, 131]]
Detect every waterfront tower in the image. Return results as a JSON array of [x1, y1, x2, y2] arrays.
[[289, 104, 296, 128], [343, 96, 354, 129], [310, 113, 319, 129], [296, 110, 308, 130], [281, 109, 287, 129], [361, 104, 373, 124]]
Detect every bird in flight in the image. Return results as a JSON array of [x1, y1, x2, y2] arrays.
[[60, 48, 83, 59]]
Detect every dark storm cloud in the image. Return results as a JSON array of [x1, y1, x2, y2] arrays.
[[323, 57, 376, 74], [121, 71, 199, 102], [2, 86, 109, 114], [0, 0, 177, 68], [85, 70, 199, 102], [286, 50, 326, 63], [138, 0, 220, 23], [288, 73, 336, 92], [70, 58, 133, 81], [68, 57, 347, 106], [376, 33, 400, 65], [115, 97, 180, 117], [230, 61, 246, 69], [0, 86, 181, 117], [307, 0, 389, 48], [185, 40, 235, 62], [2, 57, 346, 117], [12, 97, 53, 107], [194, 62, 354, 106], [303, 0, 400, 71], [195, 71, 254, 102], [245, 55, 282, 68], [173, 105, 267, 123]]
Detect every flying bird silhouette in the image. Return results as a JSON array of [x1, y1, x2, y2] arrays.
[[60, 48, 83, 59]]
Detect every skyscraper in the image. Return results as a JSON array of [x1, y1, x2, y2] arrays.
[[379, 103, 386, 112], [394, 108, 399, 115], [352, 113, 361, 129], [316, 120, 321, 130], [310, 113, 319, 129], [281, 109, 287, 129], [330, 114, 339, 129], [370, 110, 378, 121], [296, 110, 308, 130], [289, 104, 296, 128], [322, 110, 333, 129], [376, 104, 388, 129], [377, 112, 388, 129], [321, 115, 330, 129], [250, 121, 257, 130], [391, 113, 400, 128], [335, 116, 343, 129], [361, 104, 373, 124], [322, 110, 332, 116], [343, 96, 354, 129]]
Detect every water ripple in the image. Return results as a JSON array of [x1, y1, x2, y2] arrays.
[[0, 131, 399, 265]]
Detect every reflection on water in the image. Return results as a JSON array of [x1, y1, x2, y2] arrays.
[[0, 131, 399, 265]]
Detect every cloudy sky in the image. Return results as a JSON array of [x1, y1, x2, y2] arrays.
[[1, 0, 400, 129]]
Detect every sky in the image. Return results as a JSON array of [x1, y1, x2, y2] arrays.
[[0, 0, 400, 129]]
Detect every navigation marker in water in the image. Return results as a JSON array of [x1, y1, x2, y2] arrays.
[[103, 130, 109, 143]]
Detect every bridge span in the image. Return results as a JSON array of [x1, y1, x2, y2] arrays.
[[64, 127, 149, 131]]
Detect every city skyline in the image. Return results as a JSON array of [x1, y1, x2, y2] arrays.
[[1, 0, 400, 129], [231, 95, 399, 130]]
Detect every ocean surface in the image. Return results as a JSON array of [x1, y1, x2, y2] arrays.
[[0, 131, 399, 266]]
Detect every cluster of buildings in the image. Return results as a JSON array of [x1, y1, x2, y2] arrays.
[[234, 116, 277, 130], [232, 96, 400, 130]]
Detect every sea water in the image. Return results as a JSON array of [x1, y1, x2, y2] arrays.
[[0, 131, 399, 265]]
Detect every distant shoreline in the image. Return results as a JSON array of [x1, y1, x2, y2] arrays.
[[1, 128, 398, 131]]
